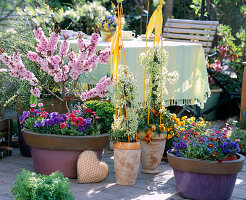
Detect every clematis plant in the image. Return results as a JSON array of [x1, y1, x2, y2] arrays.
[[0, 27, 112, 111]]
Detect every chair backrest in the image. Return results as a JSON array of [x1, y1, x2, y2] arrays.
[[163, 19, 219, 53]]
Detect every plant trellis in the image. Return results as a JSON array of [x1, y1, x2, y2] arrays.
[[144, 0, 164, 125], [110, 2, 137, 143]]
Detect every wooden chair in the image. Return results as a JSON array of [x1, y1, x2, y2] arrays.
[[163, 19, 219, 54], [0, 119, 13, 157], [163, 19, 219, 117]]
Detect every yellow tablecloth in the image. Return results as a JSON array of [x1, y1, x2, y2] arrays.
[[69, 39, 210, 109]]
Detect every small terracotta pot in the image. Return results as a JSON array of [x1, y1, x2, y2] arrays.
[[114, 142, 141, 185], [139, 134, 167, 174]]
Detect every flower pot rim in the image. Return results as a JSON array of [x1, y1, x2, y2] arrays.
[[167, 152, 245, 175], [138, 130, 167, 140], [22, 130, 109, 139], [22, 130, 110, 151], [114, 141, 141, 150]]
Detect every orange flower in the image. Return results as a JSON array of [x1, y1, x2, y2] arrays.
[[146, 130, 152, 136], [167, 134, 172, 140], [159, 124, 165, 132], [151, 125, 156, 131], [151, 109, 159, 117], [145, 135, 150, 140], [146, 139, 151, 144]]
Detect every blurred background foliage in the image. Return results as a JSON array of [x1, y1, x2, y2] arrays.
[[1, 0, 244, 36], [0, 0, 245, 117]]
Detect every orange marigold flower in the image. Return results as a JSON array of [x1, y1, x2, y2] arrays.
[[151, 109, 159, 117], [146, 130, 152, 135], [146, 139, 151, 144], [151, 125, 156, 131], [145, 135, 150, 140], [159, 124, 165, 132], [167, 134, 172, 140]]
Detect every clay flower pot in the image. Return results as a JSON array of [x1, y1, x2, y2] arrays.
[[167, 152, 245, 200], [23, 130, 109, 178], [114, 142, 141, 185], [139, 131, 167, 174]]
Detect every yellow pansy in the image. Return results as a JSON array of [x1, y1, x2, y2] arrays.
[[181, 116, 187, 121], [179, 128, 185, 132]]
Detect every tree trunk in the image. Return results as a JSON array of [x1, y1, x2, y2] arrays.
[[163, 0, 174, 25], [206, 0, 218, 21]]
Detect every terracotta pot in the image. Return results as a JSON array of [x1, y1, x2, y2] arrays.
[[167, 152, 245, 200], [22, 130, 109, 178], [139, 131, 167, 174], [114, 142, 141, 185]]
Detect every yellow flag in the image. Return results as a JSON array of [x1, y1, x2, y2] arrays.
[[146, 1, 163, 45]]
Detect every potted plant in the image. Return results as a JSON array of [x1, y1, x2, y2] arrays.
[[111, 65, 141, 186], [167, 126, 245, 200], [98, 11, 118, 42], [20, 103, 110, 178], [12, 169, 74, 200], [138, 46, 179, 173], [83, 100, 115, 134]]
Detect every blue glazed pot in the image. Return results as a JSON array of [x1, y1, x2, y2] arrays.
[[167, 153, 245, 200]]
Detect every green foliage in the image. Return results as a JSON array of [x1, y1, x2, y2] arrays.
[[229, 128, 246, 155], [208, 24, 246, 94], [111, 65, 139, 143], [84, 100, 114, 134], [11, 170, 74, 200], [19, 0, 107, 35], [190, 0, 245, 34]]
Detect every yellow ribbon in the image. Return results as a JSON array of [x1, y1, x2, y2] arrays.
[[146, 1, 163, 45]]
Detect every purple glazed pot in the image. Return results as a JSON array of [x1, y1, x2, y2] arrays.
[[22, 130, 109, 178], [167, 153, 245, 200], [31, 148, 103, 178]]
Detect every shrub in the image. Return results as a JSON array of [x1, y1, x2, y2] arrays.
[[84, 100, 114, 134], [11, 170, 74, 200], [0, 17, 59, 111]]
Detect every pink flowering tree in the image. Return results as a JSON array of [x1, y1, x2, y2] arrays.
[[0, 27, 112, 111]]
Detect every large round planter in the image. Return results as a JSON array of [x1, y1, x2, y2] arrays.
[[114, 142, 141, 185], [22, 130, 110, 178], [167, 152, 245, 200], [139, 132, 167, 174]]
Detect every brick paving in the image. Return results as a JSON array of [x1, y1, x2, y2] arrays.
[[0, 146, 245, 200]]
